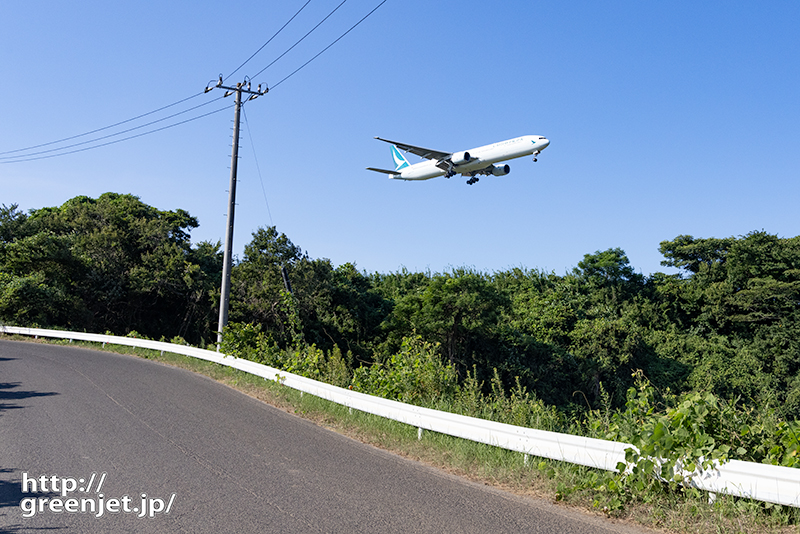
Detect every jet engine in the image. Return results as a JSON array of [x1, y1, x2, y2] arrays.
[[491, 164, 511, 176], [450, 151, 471, 165]]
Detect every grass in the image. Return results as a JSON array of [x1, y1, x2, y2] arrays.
[[4, 333, 798, 534]]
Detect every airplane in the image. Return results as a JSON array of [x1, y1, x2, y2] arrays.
[[367, 135, 550, 185]]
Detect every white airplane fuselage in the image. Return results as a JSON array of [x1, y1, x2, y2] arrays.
[[397, 135, 549, 181]]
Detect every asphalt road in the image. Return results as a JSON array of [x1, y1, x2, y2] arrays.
[[0, 340, 653, 533]]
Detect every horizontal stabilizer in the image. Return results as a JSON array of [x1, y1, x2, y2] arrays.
[[366, 167, 399, 175]]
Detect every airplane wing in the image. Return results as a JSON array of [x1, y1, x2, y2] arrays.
[[374, 137, 450, 161]]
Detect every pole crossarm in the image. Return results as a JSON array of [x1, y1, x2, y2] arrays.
[[205, 75, 269, 100]]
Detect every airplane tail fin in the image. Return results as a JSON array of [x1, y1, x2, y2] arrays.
[[391, 145, 410, 172]]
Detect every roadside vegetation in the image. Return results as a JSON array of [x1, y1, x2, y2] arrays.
[[2, 194, 799, 532]]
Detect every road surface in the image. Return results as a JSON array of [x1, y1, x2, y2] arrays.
[[0, 340, 652, 533]]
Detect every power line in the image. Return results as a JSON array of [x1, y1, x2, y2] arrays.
[[271, 0, 389, 90], [0, 106, 231, 164], [225, 0, 314, 82], [242, 107, 274, 227], [1, 0, 390, 164], [0, 96, 226, 162], [0, 2, 317, 162], [0, 92, 205, 157], [251, 0, 349, 80]]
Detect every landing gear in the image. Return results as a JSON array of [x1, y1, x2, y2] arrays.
[[466, 176, 480, 185], [533, 158, 537, 162], [442, 161, 457, 178], [533, 151, 539, 163]]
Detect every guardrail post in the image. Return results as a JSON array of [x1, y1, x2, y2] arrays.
[[417, 427, 423, 440]]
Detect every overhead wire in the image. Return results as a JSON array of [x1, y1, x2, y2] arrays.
[[236, 0, 390, 234], [0, 91, 205, 157], [0, 106, 230, 164], [271, 0, 389, 90], [251, 0, 349, 80], [0, 0, 317, 163], [0, 96, 227, 162], [1, 0, 390, 164], [241, 107, 274, 227], [225, 0, 313, 82]]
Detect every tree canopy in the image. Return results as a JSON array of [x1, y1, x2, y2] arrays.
[[2, 195, 798, 415], [0, 194, 221, 343]]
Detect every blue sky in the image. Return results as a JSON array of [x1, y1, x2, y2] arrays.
[[2, 1, 799, 276]]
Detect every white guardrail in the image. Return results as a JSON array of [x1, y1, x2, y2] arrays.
[[2, 326, 798, 508]]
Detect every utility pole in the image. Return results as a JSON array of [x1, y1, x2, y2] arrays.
[[205, 76, 268, 349]]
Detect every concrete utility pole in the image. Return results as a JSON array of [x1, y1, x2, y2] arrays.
[[205, 76, 268, 349]]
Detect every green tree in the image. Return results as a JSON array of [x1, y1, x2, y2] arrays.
[[230, 226, 305, 339], [386, 269, 509, 377], [303, 262, 391, 359], [231, 227, 391, 361], [656, 231, 800, 407], [0, 204, 30, 244], [659, 234, 735, 276], [0, 194, 219, 343], [574, 248, 644, 309]]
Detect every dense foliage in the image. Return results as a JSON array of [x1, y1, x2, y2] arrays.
[[4, 193, 798, 523], [2, 194, 798, 420], [0, 195, 221, 343]]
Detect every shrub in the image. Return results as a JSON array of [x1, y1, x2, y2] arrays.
[[352, 335, 458, 404]]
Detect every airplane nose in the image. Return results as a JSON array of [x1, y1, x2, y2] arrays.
[[540, 138, 550, 149]]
